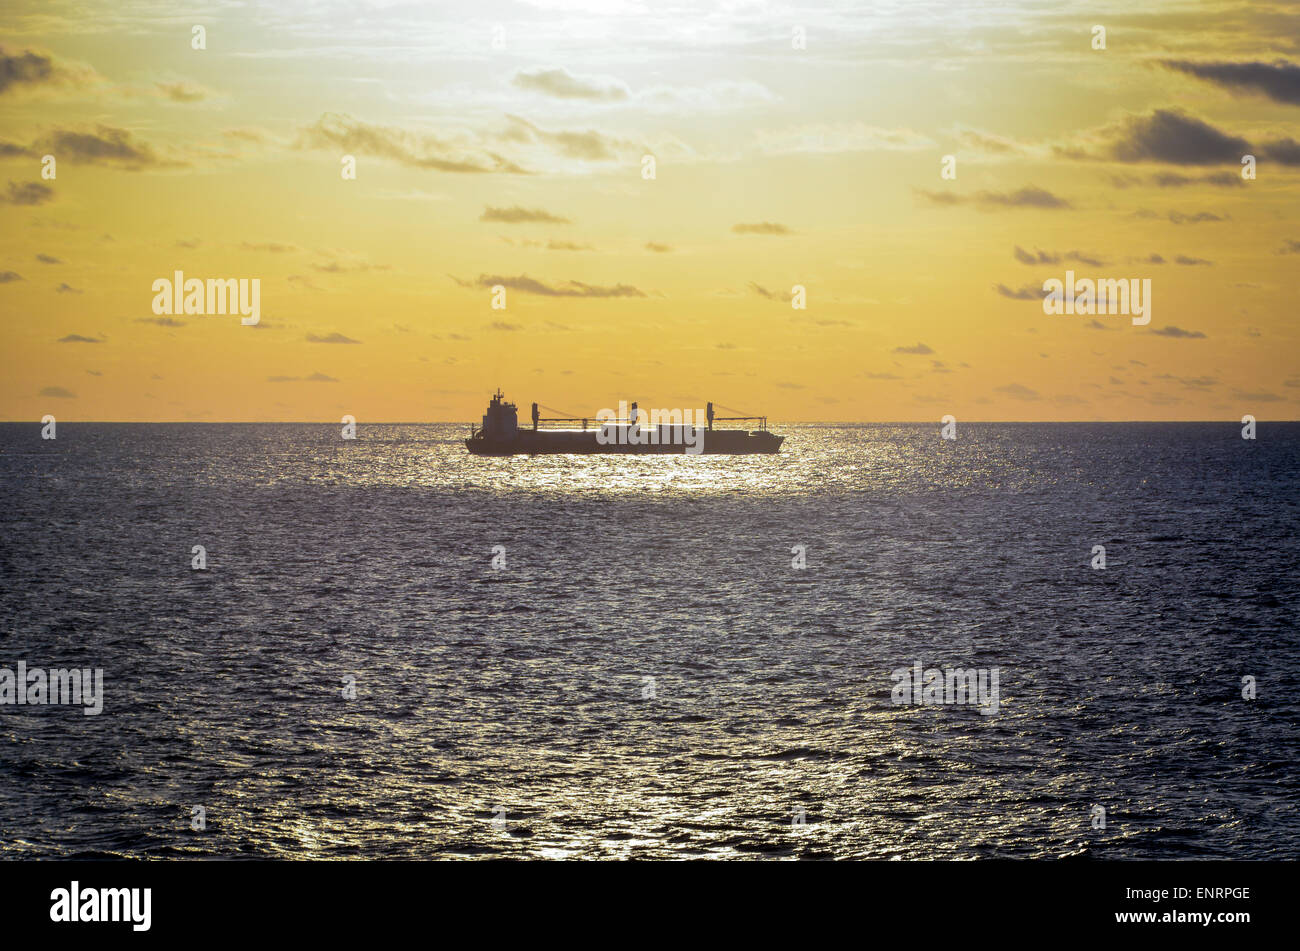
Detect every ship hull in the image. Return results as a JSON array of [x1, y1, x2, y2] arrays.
[[465, 429, 783, 455]]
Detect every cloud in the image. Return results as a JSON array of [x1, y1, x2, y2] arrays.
[[1109, 110, 1248, 164], [732, 221, 792, 235], [1014, 246, 1058, 265], [481, 205, 570, 224], [919, 186, 1070, 209], [1277, 239, 1300, 255], [754, 122, 932, 155], [299, 113, 528, 174], [1073, 109, 1299, 167], [1149, 171, 1243, 188], [58, 334, 100, 343], [39, 386, 76, 398], [35, 253, 60, 263], [1174, 254, 1213, 266], [311, 258, 388, 273], [994, 283, 1041, 300], [512, 67, 629, 102], [866, 372, 902, 380], [1, 180, 54, 205], [1134, 209, 1227, 225], [155, 80, 209, 103], [1264, 137, 1300, 165], [1150, 325, 1207, 338], [0, 271, 22, 282], [306, 332, 361, 343], [466, 274, 646, 298], [1162, 60, 1300, 107], [33, 126, 172, 170], [0, 48, 97, 96], [269, 372, 338, 382], [489, 320, 521, 331], [137, 316, 184, 327], [1233, 389, 1284, 402], [978, 186, 1070, 208], [644, 242, 673, 253], [956, 128, 1025, 155], [1157, 374, 1218, 388], [748, 282, 782, 301], [996, 383, 1040, 400], [500, 114, 637, 163], [241, 241, 299, 253], [1013, 246, 1105, 266], [55, 283, 81, 293], [893, 342, 934, 355]]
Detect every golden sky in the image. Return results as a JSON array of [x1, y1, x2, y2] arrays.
[[1, 0, 1297, 421]]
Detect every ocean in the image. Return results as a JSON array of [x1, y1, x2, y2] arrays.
[[1, 422, 1296, 859]]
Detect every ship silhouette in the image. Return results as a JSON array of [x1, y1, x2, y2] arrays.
[[465, 390, 784, 455]]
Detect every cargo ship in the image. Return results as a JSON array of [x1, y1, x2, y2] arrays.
[[465, 390, 783, 455]]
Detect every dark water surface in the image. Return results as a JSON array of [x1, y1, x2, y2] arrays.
[[1, 422, 1296, 858]]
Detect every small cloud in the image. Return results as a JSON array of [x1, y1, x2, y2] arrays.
[[996, 383, 1041, 400], [2, 180, 54, 205], [748, 282, 782, 301], [489, 320, 522, 331], [511, 67, 629, 102], [35, 253, 60, 263], [921, 186, 1070, 210], [1232, 389, 1284, 402], [732, 221, 792, 235], [57, 333, 99, 343], [155, 80, 209, 103], [298, 112, 528, 174], [893, 342, 934, 355], [1150, 325, 1207, 338], [241, 241, 299, 253], [306, 332, 360, 344], [994, 283, 1040, 300], [1014, 246, 1060, 265], [481, 205, 569, 224], [38, 385, 76, 398], [137, 316, 184, 327], [0, 271, 22, 283], [466, 274, 646, 298], [645, 242, 673, 253], [1174, 254, 1213, 266], [55, 282, 81, 293]]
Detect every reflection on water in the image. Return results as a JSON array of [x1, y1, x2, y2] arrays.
[[1, 423, 1297, 858]]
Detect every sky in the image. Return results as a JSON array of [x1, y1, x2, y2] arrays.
[[1, 0, 1298, 422]]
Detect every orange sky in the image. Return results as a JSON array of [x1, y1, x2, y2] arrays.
[[1, 0, 1297, 421]]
